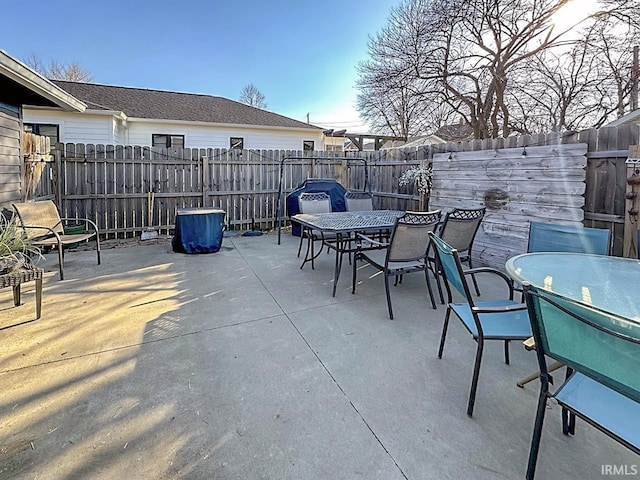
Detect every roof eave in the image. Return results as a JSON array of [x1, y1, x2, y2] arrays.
[[0, 50, 86, 112], [606, 109, 640, 127], [125, 116, 323, 132]]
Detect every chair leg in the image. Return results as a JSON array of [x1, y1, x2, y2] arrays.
[[467, 339, 484, 417], [568, 412, 576, 436], [433, 258, 445, 304], [35, 278, 42, 319], [351, 253, 358, 294], [12, 285, 21, 306], [562, 367, 576, 436], [384, 273, 394, 319], [424, 268, 437, 309], [526, 383, 550, 480], [504, 340, 510, 365], [57, 243, 65, 280], [299, 233, 311, 270], [310, 237, 316, 270], [437, 308, 452, 358], [468, 257, 481, 296], [96, 236, 101, 265]]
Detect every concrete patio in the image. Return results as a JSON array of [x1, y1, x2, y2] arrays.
[[0, 233, 636, 479]]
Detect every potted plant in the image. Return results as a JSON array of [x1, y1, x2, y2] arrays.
[[399, 163, 433, 210], [0, 213, 42, 275]]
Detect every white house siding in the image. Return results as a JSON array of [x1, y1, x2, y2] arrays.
[[23, 108, 326, 150], [112, 117, 124, 144], [125, 120, 324, 150], [23, 109, 115, 144], [0, 102, 22, 208]]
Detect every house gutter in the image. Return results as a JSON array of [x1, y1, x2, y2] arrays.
[[0, 50, 86, 112]]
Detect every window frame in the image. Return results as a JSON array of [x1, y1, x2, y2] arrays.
[[24, 123, 60, 144], [303, 140, 315, 151], [152, 134, 185, 149], [230, 137, 244, 150]]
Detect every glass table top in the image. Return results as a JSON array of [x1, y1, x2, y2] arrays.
[[505, 252, 640, 320]]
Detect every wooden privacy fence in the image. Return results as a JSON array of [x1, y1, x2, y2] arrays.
[[43, 144, 428, 238], [29, 124, 638, 266]]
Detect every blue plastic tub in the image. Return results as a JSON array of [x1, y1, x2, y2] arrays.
[[172, 208, 226, 254]]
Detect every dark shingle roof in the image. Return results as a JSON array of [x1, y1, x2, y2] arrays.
[[51, 80, 320, 130]]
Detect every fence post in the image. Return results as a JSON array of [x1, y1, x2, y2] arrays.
[[201, 153, 208, 207], [55, 145, 62, 207], [623, 145, 640, 258]]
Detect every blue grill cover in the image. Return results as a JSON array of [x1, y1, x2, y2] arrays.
[[172, 208, 226, 254], [286, 179, 347, 236]]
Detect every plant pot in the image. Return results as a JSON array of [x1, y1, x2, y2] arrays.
[[64, 223, 85, 249]]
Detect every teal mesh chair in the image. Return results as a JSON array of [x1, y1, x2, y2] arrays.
[[429, 233, 531, 417], [527, 222, 610, 255], [516, 222, 611, 388], [523, 283, 640, 479]]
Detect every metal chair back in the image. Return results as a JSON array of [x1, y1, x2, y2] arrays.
[[527, 222, 610, 255], [387, 211, 441, 263], [525, 284, 640, 402], [298, 192, 331, 214], [344, 191, 373, 211], [429, 232, 472, 301], [438, 207, 485, 254]]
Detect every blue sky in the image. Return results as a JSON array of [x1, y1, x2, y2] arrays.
[[2, 0, 396, 132]]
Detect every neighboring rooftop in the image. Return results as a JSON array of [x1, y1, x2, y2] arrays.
[[51, 80, 321, 130], [432, 123, 474, 142], [0, 50, 85, 111]]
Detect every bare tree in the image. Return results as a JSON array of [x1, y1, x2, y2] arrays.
[[239, 84, 268, 109], [356, 0, 452, 136], [356, 0, 640, 139], [25, 54, 94, 82], [511, 1, 640, 132]]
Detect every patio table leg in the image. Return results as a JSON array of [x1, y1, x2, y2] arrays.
[[517, 361, 564, 388]]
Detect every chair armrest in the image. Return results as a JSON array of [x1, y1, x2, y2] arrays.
[[59, 217, 100, 235], [355, 233, 387, 248], [471, 303, 528, 314], [21, 224, 60, 237], [464, 267, 517, 297]]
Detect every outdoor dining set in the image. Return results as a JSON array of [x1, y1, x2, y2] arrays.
[[289, 188, 640, 480]]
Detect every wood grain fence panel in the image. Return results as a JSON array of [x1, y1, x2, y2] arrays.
[[431, 144, 589, 269]]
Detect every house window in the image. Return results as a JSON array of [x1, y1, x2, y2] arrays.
[[152, 134, 184, 149], [24, 123, 59, 144], [303, 140, 314, 151], [230, 137, 244, 149]]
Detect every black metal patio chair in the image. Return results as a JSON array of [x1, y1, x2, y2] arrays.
[[351, 210, 441, 319], [429, 207, 486, 302], [297, 192, 338, 269], [344, 190, 374, 211]]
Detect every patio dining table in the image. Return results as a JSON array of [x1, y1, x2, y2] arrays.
[[291, 210, 404, 297], [505, 252, 640, 319], [506, 252, 640, 387]]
